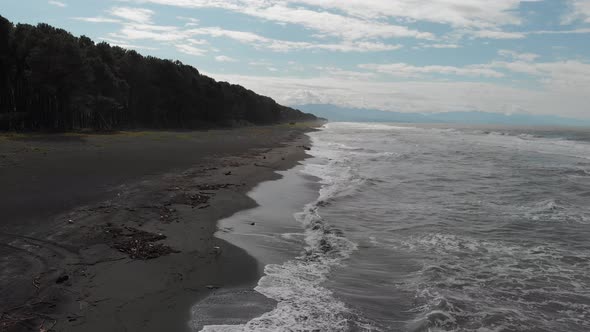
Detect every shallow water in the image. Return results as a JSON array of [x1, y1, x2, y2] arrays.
[[197, 123, 590, 331]]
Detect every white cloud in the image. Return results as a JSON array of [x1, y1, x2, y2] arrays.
[[186, 38, 208, 45], [420, 43, 461, 49], [126, 0, 539, 30], [74, 16, 121, 23], [359, 63, 505, 78], [498, 50, 540, 62], [215, 55, 237, 62], [113, 23, 186, 41], [176, 44, 206, 56], [48, 0, 67, 7], [177, 16, 200, 26], [532, 28, 590, 34], [315, 66, 377, 80], [119, 0, 551, 45], [287, 0, 539, 28], [491, 60, 590, 89], [107, 22, 403, 52], [468, 29, 527, 39], [109, 7, 155, 24], [99, 37, 159, 50], [119, 0, 434, 41], [238, 4, 434, 41], [563, 0, 590, 24]]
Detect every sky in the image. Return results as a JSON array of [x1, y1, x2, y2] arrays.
[[3, 0, 590, 119]]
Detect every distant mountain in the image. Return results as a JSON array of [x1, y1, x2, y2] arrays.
[[294, 104, 590, 127]]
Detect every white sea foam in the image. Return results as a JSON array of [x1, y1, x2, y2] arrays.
[[197, 131, 370, 332]]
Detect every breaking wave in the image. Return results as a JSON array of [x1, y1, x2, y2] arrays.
[[198, 132, 375, 331]]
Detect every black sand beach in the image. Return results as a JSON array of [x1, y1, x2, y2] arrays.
[[0, 124, 317, 332]]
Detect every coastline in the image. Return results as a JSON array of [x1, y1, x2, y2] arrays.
[[0, 124, 318, 332]]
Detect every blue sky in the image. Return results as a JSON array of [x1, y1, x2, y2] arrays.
[[3, 0, 590, 118]]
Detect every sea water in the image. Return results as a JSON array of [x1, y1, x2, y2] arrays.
[[196, 122, 590, 331]]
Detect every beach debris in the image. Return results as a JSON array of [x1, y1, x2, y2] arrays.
[[205, 285, 220, 290], [55, 275, 69, 284], [188, 194, 209, 205], [224, 171, 232, 176], [159, 206, 178, 223], [168, 192, 210, 209], [195, 183, 234, 191], [250, 222, 256, 226], [212, 246, 222, 256], [39, 319, 57, 332], [102, 226, 179, 260], [32, 276, 41, 293]]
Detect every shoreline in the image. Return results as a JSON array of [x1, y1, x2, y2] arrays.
[[0, 124, 318, 332]]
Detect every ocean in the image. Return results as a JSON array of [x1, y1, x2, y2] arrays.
[[195, 122, 590, 331]]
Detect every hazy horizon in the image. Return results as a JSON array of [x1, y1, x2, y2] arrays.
[[295, 103, 590, 126]]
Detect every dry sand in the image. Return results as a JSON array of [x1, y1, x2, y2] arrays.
[[0, 124, 318, 332]]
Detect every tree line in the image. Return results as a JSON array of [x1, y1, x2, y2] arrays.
[[0, 15, 317, 131]]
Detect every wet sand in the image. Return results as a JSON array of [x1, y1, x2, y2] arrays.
[[0, 124, 318, 332]]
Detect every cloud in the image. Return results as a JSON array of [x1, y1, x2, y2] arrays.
[[99, 37, 159, 50], [119, 0, 434, 41], [467, 30, 527, 39], [562, 0, 590, 24], [118, 0, 552, 45], [531, 28, 590, 34], [106, 20, 403, 53], [109, 7, 155, 24], [420, 43, 461, 49], [126, 0, 539, 30], [286, 0, 540, 28], [113, 23, 186, 41], [48, 0, 67, 7], [358, 63, 505, 78], [315, 66, 377, 80], [498, 50, 540, 62], [176, 16, 200, 26], [215, 55, 237, 62], [237, 4, 434, 41], [490, 60, 590, 87], [74, 16, 122, 23], [176, 44, 206, 56]]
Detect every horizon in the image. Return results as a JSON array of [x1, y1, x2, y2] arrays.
[[296, 103, 590, 126], [3, 0, 590, 120]]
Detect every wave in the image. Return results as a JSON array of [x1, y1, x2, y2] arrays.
[[522, 199, 589, 224], [198, 133, 373, 331], [376, 233, 590, 332]]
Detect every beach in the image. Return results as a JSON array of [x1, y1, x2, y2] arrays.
[[0, 124, 317, 332]]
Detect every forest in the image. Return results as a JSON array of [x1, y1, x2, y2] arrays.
[[0, 15, 317, 131]]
